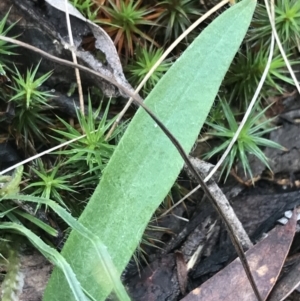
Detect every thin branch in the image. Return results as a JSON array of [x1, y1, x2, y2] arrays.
[[0, 133, 88, 176], [184, 157, 252, 249]]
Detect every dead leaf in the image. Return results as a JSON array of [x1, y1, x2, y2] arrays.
[[176, 250, 188, 295], [181, 211, 297, 301], [45, 0, 134, 98], [267, 255, 300, 301]]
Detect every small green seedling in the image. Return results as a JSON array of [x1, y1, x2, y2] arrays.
[[204, 100, 285, 182]]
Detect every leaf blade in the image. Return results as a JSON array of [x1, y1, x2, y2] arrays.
[[44, 1, 256, 300]]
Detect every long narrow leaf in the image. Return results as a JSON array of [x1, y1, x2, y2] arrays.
[[0, 222, 88, 301], [1, 194, 130, 301], [44, 1, 256, 300]]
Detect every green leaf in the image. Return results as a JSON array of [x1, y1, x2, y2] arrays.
[[1, 194, 130, 301], [0, 222, 88, 301], [44, 0, 256, 300], [14, 210, 58, 237]]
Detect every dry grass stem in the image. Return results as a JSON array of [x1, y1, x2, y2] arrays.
[[65, 0, 84, 114]]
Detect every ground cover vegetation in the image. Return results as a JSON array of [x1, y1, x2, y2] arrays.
[[0, 0, 299, 300]]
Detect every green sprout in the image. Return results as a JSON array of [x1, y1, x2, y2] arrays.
[[25, 159, 76, 208], [248, 0, 300, 50], [224, 46, 298, 105], [10, 62, 53, 109], [52, 96, 124, 176], [203, 99, 285, 183], [97, 0, 158, 59], [11, 105, 52, 146], [70, 0, 99, 21], [126, 44, 173, 95], [0, 9, 18, 57], [8, 62, 53, 144], [153, 0, 203, 43]]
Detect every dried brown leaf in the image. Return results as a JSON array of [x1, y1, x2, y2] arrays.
[[182, 211, 297, 301]]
